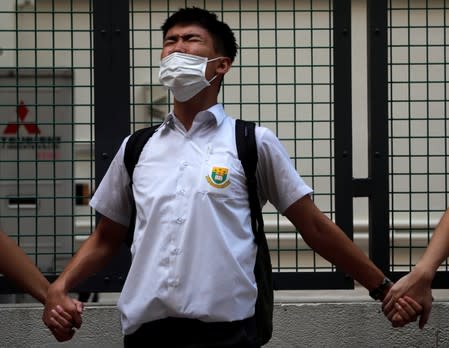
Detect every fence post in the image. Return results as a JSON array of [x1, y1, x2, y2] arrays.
[[366, 0, 390, 273], [333, 0, 355, 288], [82, 0, 131, 291], [93, 0, 130, 182]]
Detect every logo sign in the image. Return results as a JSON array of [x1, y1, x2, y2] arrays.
[[206, 166, 230, 188], [3, 101, 41, 135], [1, 100, 61, 155]]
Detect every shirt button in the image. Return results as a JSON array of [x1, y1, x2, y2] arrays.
[[178, 189, 186, 196], [176, 217, 185, 224], [169, 279, 179, 288], [171, 248, 181, 255]]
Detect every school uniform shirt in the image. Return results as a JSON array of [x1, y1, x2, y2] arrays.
[[90, 103, 313, 335]]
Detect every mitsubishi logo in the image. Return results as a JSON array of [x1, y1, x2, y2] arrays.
[[3, 100, 41, 135]]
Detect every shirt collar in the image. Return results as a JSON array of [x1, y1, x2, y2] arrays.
[[161, 103, 226, 131], [195, 104, 226, 126]]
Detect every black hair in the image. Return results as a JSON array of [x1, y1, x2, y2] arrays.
[[161, 7, 238, 62]]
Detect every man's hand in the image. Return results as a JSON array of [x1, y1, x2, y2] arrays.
[[43, 286, 84, 342], [382, 268, 433, 329], [383, 295, 422, 327]]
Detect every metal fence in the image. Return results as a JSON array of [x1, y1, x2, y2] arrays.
[[0, 0, 95, 286], [0, 0, 448, 294], [387, 0, 449, 286]]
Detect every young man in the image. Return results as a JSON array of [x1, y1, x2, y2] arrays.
[[42, 7, 421, 346], [0, 229, 82, 341], [383, 208, 449, 329]]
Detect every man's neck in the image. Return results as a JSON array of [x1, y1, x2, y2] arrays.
[[173, 98, 218, 131]]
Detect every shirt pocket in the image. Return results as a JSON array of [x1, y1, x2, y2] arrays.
[[198, 153, 246, 201]]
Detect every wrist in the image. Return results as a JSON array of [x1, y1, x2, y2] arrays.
[[48, 278, 69, 296], [412, 264, 434, 285], [369, 277, 393, 301]]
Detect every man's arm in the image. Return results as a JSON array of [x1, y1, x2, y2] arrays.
[[383, 208, 449, 329], [284, 195, 390, 292], [283, 195, 421, 322], [43, 216, 127, 341]]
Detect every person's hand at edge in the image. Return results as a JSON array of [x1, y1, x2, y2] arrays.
[[383, 268, 432, 329], [43, 285, 83, 342]]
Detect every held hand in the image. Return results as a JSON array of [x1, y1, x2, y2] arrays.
[[382, 269, 433, 329], [43, 286, 83, 342], [50, 298, 84, 328], [385, 296, 421, 327]]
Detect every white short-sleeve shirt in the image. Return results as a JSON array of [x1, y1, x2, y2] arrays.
[[90, 104, 313, 334]]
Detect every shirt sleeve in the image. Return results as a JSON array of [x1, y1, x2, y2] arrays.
[[256, 126, 313, 214], [89, 136, 133, 227]]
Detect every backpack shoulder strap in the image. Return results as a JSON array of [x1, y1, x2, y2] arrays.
[[235, 119, 264, 244], [236, 119, 273, 345], [124, 124, 160, 247], [124, 125, 160, 181]]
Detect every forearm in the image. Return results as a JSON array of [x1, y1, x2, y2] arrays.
[[0, 231, 49, 304], [414, 209, 449, 278], [303, 217, 384, 291], [51, 223, 123, 294], [284, 196, 385, 292]]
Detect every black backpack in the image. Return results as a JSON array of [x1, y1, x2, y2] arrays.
[[123, 119, 273, 346]]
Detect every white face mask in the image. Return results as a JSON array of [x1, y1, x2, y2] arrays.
[[159, 52, 221, 102]]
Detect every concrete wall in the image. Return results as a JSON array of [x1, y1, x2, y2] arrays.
[[2, 294, 449, 348]]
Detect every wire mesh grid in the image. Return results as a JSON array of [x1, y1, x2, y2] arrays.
[[388, 0, 449, 272], [0, 0, 95, 274], [6, 0, 444, 286]]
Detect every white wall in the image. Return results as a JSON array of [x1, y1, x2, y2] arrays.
[[2, 298, 449, 347]]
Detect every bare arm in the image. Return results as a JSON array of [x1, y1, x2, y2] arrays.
[[284, 195, 386, 291], [47, 216, 127, 295], [0, 230, 49, 304], [413, 208, 449, 279], [43, 216, 127, 341]]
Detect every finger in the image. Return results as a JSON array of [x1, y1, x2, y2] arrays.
[[386, 307, 398, 323], [382, 296, 396, 316], [51, 309, 71, 328], [48, 317, 75, 335], [54, 306, 74, 323], [419, 305, 432, 329], [402, 296, 423, 313], [387, 309, 397, 323], [383, 290, 393, 306], [391, 312, 407, 328], [69, 308, 83, 329], [50, 327, 75, 342], [385, 302, 401, 323], [49, 316, 67, 331], [396, 298, 418, 322], [73, 299, 84, 314], [50, 315, 76, 334], [419, 311, 429, 329], [55, 303, 82, 329], [390, 299, 418, 328]]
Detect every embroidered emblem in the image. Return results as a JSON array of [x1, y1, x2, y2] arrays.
[[206, 166, 230, 188]]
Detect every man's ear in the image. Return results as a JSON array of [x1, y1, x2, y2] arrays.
[[216, 57, 232, 75]]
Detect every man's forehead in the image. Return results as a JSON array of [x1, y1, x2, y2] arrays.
[[164, 24, 210, 38]]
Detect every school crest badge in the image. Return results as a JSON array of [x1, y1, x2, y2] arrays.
[[206, 166, 230, 188]]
